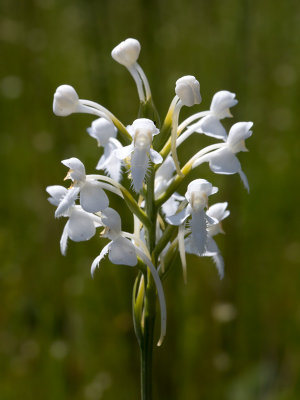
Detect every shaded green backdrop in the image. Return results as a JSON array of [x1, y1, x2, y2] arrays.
[[1, 0, 300, 399]]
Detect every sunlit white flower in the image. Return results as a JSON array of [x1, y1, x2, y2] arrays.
[[115, 118, 162, 192], [185, 202, 230, 278], [91, 207, 167, 345], [46, 185, 102, 255], [87, 118, 123, 181], [166, 179, 218, 255], [195, 121, 253, 191], [55, 157, 109, 217]]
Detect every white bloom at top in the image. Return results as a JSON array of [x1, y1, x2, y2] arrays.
[[87, 118, 123, 182], [205, 121, 253, 191], [53, 85, 81, 116], [55, 157, 109, 217], [46, 185, 102, 255], [115, 118, 162, 192], [175, 75, 201, 107], [185, 202, 230, 278], [166, 179, 218, 255], [111, 38, 141, 68]]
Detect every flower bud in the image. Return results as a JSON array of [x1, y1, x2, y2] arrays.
[[175, 75, 201, 107], [210, 90, 238, 119], [87, 118, 117, 147], [111, 38, 141, 67], [53, 85, 79, 116]]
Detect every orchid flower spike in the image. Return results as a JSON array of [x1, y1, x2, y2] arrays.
[[91, 207, 167, 345], [87, 118, 123, 182], [193, 121, 253, 191], [54, 157, 110, 217], [185, 202, 230, 279], [115, 118, 162, 192], [111, 38, 152, 102], [171, 76, 201, 175], [46, 185, 102, 255]]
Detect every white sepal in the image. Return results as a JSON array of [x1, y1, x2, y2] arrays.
[[165, 206, 191, 226], [149, 148, 163, 164], [67, 208, 97, 242], [210, 90, 238, 119], [195, 115, 227, 141], [46, 185, 68, 206], [80, 181, 109, 213], [109, 237, 137, 266]]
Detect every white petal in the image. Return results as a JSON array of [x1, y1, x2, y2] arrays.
[[80, 182, 109, 213], [109, 237, 137, 266], [46, 185, 68, 206], [207, 202, 230, 222], [114, 144, 134, 160], [165, 207, 190, 226], [149, 148, 163, 164], [196, 115, 227, 141], [239, 169, 250, 192], [96, 139, 123, 182], [191, 209, 207, 255], [60, 221, 69, 255], [67, 209, 96, 242], [212, 253, 224, 279], [91, 244, 110, 277], [55, 186, 80, 217], [209, 148, 241, 174]]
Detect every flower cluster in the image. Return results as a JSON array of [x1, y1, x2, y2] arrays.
[[47, 38, 253, 345]]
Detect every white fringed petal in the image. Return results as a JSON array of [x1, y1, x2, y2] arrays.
[[191, 209, 207, 255], [80, 182, 109, 213], [55, 186, 80, 217], [60, 221, 69, 256], [91, 244, 110, 277]]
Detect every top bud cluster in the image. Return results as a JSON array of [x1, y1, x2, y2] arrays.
[[48, 38, 253, 344]]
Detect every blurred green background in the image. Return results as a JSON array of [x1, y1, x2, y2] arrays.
[[1, 0, 300, 399]]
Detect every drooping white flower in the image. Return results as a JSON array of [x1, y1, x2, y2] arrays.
[[111, 38, 152, 102], [199, 121, 253, 191], [115, 118, 162, 192], [55, 157, 109, 217], [166, 179, 218, 255], [87, 118, 123, 182], [177, 90, 238, 145], [185, 202, 230, 279], [46, 185, 102, 255], [175, 76, 201, 107], [91, 207, 167, 345]]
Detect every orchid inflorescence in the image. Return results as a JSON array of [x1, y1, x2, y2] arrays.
[[47, 38, 253, 348]]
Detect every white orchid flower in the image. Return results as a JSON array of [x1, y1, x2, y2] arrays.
[[46, 185, 102, 255], [111, 38, 152, 102], [55, 157, 110, 217], [87, 118, 123, 182], [193, 122, 253, 191], [91, 207, 167, 345], [166, 179, 218, 255], [170, 76, 202, 175], [115, 118, 163, 192], [176, 90, 238, 146], [185, 202, 230, 279]]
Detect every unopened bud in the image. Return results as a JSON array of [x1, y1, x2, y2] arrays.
[[111, 38, 141, 68], [53, 85, 79, 116], [175, 75, 201, 107]]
